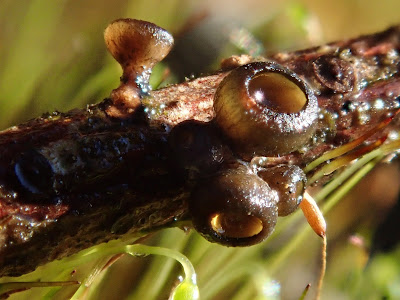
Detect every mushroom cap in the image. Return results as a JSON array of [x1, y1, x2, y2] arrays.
[[104, 18, 174, 72]]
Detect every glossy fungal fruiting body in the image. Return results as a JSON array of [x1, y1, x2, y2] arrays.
[[168, 61, 318, 246], [213, 61, 318, 157], [188, 164, 279, 246]]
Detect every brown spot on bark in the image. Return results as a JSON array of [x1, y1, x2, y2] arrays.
[[312, 55, 355, 93]]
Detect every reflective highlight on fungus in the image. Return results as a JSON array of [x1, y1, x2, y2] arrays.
[[213, 61, 319, 157]]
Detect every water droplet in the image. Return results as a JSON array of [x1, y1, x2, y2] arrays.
[[388, 130, 399, 141], [373, 98, 385, 110], [358, 113, 370, 125]]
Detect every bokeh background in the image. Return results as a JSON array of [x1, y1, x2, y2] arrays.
[[1, 0, 400, 299]]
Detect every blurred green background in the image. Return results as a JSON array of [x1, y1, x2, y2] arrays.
[[1, 0, 400, 299]]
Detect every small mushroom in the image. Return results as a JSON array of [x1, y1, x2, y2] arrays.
[[104, 18, 174, 118]]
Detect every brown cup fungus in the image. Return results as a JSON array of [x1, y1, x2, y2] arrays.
[[213, 61, 318, 157], [189, 165, 279, 246]]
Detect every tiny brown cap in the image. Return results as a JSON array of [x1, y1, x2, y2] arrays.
[[104, 18, 174, 74]]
